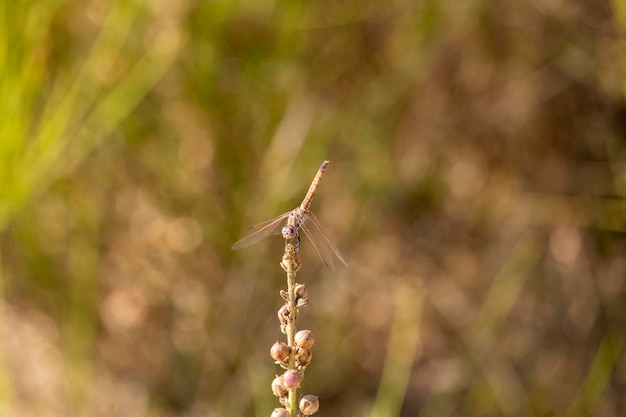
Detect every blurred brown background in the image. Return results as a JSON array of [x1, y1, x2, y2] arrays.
[[0, 1, 624, 416]]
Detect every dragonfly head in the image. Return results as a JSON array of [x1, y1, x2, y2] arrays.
[[281, 225, 297, 239]]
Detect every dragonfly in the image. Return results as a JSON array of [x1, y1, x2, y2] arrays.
[[232, 160, 348, 271]]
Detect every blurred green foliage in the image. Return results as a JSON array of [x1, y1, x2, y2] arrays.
[[0, 0, 625, 416]]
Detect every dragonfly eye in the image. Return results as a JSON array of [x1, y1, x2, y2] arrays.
[[281, 225, 297, 239]]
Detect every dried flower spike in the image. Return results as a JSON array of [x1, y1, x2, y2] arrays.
[[234, 161, 347, 416]]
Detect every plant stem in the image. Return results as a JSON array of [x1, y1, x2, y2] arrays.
[[281, 239, 300, 416], [287, 269, 298, 416]]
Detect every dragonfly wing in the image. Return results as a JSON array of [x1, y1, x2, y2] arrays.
[[300, 211, 348, 270], [232, 211, 291, 250]]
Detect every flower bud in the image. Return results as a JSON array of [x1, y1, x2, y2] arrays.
[[271, 408, 290, 417], [271, 375, 288, 397], [282, 369, 303, 389], [270, 341, 291, 363], [299, 395, 320, 415], [295, 330, 315, 349]]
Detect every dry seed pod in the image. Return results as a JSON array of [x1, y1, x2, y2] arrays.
[[271, 408, 290, 417], [294, 283, 309, 299], [295, 330, 315, 349], [278, 305, 297, 323], [270, 341, 291, 363], [271, 375, 288, 397], [282, 369, 303, 389], [279, 396, 290, 408], [299, 395, 320, 415], [296, 348, 312, 367]]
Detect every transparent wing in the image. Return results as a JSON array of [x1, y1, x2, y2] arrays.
[[300, 211, 349, 271], [232, 211, 291, 250]]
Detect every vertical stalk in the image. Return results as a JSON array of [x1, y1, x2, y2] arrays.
[[282, 239, 300, 416], [262, 161, 335, 417]]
